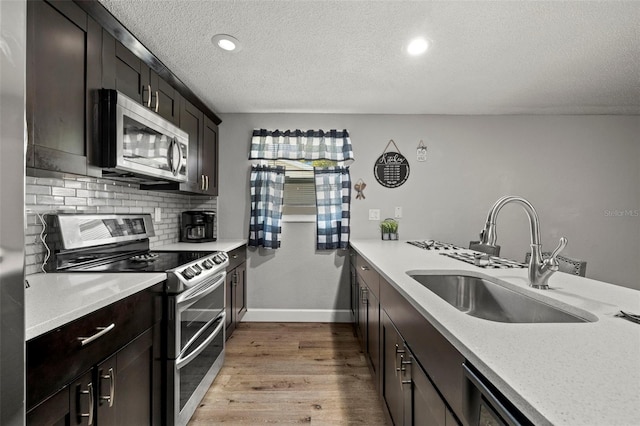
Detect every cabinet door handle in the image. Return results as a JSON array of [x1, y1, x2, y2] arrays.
[[100, 367, 115, 407], [394, 343, 406, 375], [205, 175, 209, 191], [361, 287, 368, 304], [400, 355, 412, 387], [78, 382, 95, 425], [77, 323, 115, 347], [146, 85, 152, 108], [154, 90, 159, 112], [201, 175, 205, 190]]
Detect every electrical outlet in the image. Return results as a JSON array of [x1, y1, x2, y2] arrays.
[[369, 209, 380, 221], [154, 207, 162, 222], [395, 207, 402, 218]]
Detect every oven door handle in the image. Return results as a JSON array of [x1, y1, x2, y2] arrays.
[[176, 312, 225, 370], [176, 273, 225, 308]]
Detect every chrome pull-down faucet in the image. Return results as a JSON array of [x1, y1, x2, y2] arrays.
[[478, 196, 567, 289]]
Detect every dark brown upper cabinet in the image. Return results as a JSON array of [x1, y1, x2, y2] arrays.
[[201, 115, 219, 196], [141, 98, 218, 195], [181, 99, 219, 196], [26, 0, 101, 176], [102, 31, 180, 126]]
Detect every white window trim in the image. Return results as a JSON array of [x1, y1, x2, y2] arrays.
[[281, 214, 316, 223]]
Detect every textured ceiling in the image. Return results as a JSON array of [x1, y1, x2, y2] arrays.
[[99, 0, 639, 115]]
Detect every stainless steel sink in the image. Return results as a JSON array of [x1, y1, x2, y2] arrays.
[[408, 274, 594, 323]]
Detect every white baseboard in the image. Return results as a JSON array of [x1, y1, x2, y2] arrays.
[[242, 309, 352, 323]]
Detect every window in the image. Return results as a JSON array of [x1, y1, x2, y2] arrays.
[[270, 159, 338, 218]]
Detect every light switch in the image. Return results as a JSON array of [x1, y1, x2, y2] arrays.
[[395, 207, 402, 218], [369, 209, 380, 221], [154, 207, 162, 222]]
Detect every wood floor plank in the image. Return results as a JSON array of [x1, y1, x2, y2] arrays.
[[188, 322, 388, 425]]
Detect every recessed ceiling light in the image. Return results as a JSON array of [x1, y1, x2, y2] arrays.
[[212, 34, 241, 52], [406, 37, 429, 56]]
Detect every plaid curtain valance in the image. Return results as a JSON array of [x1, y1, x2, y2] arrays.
[[249, 165, 285, 249], [314, 167, 351, 250], [249, 129, 354, 163]]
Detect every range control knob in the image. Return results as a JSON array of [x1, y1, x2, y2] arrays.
[[181, 267, 195, 280], [202, 259, 213, 269], [192, 264, 202, 275], [212, 255, 223, 264]]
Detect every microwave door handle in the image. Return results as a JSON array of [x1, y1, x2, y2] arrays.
[[167, 139, 176, 175], [176, 140, 184, 176], [167, 139, 174, 174], [168, 139, 182, 176]]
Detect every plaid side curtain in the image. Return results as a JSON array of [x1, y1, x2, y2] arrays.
[[314, 167, 351, 250], [249, 165, 285, 249], [250, 129, 354, 163]]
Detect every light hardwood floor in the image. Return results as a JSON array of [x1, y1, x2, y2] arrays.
[[188, 322, 389, 425]]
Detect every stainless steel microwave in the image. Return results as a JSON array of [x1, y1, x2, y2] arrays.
[[97, 89, 188, 184]]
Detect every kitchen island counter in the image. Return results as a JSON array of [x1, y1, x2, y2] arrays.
[[350, 239, 640, 426]]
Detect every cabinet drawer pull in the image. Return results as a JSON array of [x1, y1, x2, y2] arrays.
[[100, 367, 115, 407], [360, 266, 370, 271], [232, 254, 238, 259], [78, 382, 94, 425], [78, 323, 115, 346]]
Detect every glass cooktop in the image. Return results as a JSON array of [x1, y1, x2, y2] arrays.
[[64, 251, 212, 273]]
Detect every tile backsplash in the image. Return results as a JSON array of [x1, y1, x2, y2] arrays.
[[25, 175, 217, 275]]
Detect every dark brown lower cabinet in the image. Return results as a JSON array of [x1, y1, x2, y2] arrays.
[[355, 275, 380, 384], [383, 313, 405, 425], [382, 312, 457, 426], [26, 283, 162, 426], [349, 252, 358, 330], [349, 248, 465, 426], [27, 328, 155, 426], [225, 245, 247, 338]]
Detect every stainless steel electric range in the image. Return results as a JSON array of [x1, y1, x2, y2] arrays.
[[51, 214, 228, 426]]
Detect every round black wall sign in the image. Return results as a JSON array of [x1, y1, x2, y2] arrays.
[[374, 152, 410, 188]]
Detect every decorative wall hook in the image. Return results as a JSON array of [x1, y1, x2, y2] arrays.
[[417, 140, 427, 162], [354, 179, 367, 200]]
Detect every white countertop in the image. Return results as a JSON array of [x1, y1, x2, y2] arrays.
[[158, 239, 246, 253], [25, 240, 246, 341], [25, 272, 166, 341], [350, 239, 640, 426]]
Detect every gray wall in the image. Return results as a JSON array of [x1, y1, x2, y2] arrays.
[[218, 114, 639, 319]]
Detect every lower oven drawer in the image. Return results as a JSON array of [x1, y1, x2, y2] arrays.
[[168, 312, 226, 426], [26, 282, 163, 410]]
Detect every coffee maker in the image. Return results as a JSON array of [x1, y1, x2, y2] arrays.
[[181, 211, 216, 242]]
